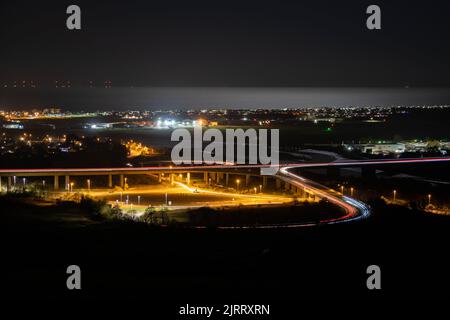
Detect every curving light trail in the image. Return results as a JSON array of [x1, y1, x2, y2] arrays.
[[277, 166, 371, 226], [0, 156, 449, 174], [1, 156, 448, 228]]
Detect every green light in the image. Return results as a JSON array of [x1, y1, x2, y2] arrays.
[[325, 127, 332, 132]]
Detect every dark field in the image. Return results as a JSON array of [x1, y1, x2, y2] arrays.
[[2, 196, 450, 306]]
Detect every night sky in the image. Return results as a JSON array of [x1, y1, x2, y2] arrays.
[[1, 0, 450, 87]]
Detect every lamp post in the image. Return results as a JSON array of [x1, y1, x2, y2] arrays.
[[350, 187, 354, 197], [70, 182, 74, 193], [393, 190, 397, 203], [236, 179, 240, 192], [87, 179, 91, 193], [138, 195, 141, 206], [340, 185, 344, 195], [259, 184, 262, 193], [428, 194, 431, 205]]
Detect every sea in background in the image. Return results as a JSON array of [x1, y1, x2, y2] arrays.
[[1, 87, 450, 110]]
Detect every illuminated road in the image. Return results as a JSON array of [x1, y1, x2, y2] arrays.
[[277, 166, 370, 226], [272, 157, 450, 226], [1, 156, 449, 228], [273, 157, 450, 226]]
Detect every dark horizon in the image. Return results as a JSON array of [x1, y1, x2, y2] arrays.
[[1, 87, 450, 111]]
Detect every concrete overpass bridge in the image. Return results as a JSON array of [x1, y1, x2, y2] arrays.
[[0, 157, 449, 193], [0, 157, 449, 226], [0, 158, 450, 197], [0, 165, 271, 192], [288, 157, 450, 179]]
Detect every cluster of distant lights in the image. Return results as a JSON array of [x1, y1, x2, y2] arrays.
[[155, 119, 201, 129], [1, 80, 115, 89], [1, 105, 448, 118]]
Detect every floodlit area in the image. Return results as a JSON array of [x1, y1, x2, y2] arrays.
[[73, 182, 297, 216]]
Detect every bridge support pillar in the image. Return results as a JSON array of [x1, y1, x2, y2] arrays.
[[216, 173, 221, 184], [0, 176, 2, 192], [275, 179, 281, 190], [120, 174, 124, 188], [262, 176, 267, 188], [158, 173, 162, 183], [203, 172, 208, 184], [284, 181, 290, 191], [108, 174, 113, 188], [54, 176, 59, 190], [245, 174, 250, 187], [170, 173, 174, 185], [65, 175, 70, 190], [225, 173, 229, 186], [186, 172, 190, 185], [7, 176, 12, 192], [297, 188, 305, 198], [291, 184, 296, 193]]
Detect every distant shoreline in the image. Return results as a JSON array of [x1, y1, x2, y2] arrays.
[[1, 87, 450, 110]]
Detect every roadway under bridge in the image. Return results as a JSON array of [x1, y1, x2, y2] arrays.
[[1, 157, 449, 226]]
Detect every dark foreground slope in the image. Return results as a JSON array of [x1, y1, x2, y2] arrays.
[[1, 197, 450, 303]]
